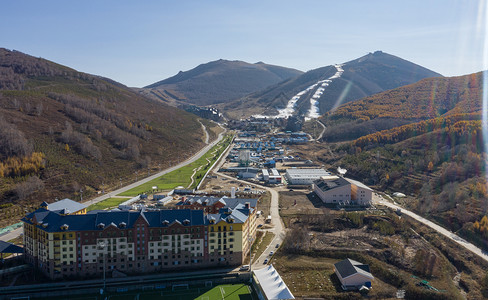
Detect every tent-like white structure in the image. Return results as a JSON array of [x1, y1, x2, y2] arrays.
[[253, 264, 295, 300]]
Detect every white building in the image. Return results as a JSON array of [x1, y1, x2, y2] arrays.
[[334, 258, 373, 290], [313, 176, 372, 206], [284, 168, 330, 185], [253, 264, 295, 300], [347, 178, 373, 206], [313, 176, 351, 204], [262, 168, 281, 184]]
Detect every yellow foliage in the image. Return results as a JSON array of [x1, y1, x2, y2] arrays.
[[64, 144, 70, 151], [0, 152, 45, 178]]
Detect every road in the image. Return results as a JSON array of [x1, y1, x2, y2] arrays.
[[83, 124, 226, 208], [1, 125, 226, 242], [373, 193, 488, 263], [212, 170, 284, 270], [316, 119, 326, 141]]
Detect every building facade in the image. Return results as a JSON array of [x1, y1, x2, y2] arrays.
[[313, 176, 373, 206], [22, 201, 257, 279]]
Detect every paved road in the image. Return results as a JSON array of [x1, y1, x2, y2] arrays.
[[0, 227, 23, 242], [2, 126, 226, 242], [212, 170, 284, 270], [316, 120, 326, 141], [373, 193, 488, 263], [83, 126, 226, 207]]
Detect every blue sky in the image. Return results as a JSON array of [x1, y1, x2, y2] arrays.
[[1, 0, 486, 87]]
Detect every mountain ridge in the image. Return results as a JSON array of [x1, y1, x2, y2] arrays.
[[220, 51, 442, 119], [143, 59, 304, 106]]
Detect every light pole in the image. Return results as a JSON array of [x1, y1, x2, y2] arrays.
[[98, 241, 106, 294]]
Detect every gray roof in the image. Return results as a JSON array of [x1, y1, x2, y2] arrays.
[[46, 198, 87, 214], [314, 176, 350, 192], [177, 196, 258, 209], [286, 168, 329, 177], [206, 203, 252, 224], [334, 258, 373, 279]]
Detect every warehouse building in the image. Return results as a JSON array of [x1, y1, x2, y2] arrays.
[[284, 168, 330, 185]]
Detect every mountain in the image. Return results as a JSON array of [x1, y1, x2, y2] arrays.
[[220, 51, 442, 119], [321, 71, 482, 142], [142, 59, 303, 106], [0, 48, 206, 224], [316, 70, 487, 249]]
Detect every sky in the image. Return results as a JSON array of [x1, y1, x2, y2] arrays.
[[1, 0, 486, 87]]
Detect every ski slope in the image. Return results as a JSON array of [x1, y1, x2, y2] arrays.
[[253, 64, 344, 120]]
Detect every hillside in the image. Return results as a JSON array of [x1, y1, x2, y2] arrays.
[[220, 51, 441, 119], [142, 59, 303, 106], [315, 70, 487, 250], [321, 71, 483, 142], [0, 48, 205, 225]]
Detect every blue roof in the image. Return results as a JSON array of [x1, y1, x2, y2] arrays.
[[22, 209, 205, 232]]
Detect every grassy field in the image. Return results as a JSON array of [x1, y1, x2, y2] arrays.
[[86, 197, 132, 211], [118, 135, 232, 197], [40, 283, 253, 300]]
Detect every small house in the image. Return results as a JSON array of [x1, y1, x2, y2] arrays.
[[334, 258, 373, 290]]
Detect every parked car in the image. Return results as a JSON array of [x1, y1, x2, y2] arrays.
[[275, 243, 280, 248], [263, 258, 268, 264], [269, 251, 274, 256], [239, 265, 250, 271]]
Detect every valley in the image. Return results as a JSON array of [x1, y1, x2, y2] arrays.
[[1, 48, 488, 300]]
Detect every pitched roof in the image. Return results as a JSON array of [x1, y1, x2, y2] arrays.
[[345, 178, 373, 191], [0, 241, 23, 254], [176, 196, 258, 210], [22, 209, 206, 232], [334, 258, 373, 279], [46, 198, 87, 213], [253, 264, 295, 300]]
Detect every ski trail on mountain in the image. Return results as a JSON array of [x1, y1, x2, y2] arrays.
[[253, 64, 344, 119], [305, 64, 343, 120]]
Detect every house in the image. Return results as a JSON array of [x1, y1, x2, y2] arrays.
[[334, 258, 373, 290]]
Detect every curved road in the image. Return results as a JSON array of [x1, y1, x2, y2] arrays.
[[83, 124, 226, 207], [1, 124, 226, 242], [373, 194, 488, 263]]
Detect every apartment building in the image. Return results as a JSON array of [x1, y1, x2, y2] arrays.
[[22, 200, 257, 279]]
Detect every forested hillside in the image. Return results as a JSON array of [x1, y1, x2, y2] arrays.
[[320, 70, 487, 249], [321, 72, 483, 142], [0, 48, 205, 226]]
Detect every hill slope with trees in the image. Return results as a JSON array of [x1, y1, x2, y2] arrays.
[[0, 48, 205, 225], [318, 70, 487, 250]]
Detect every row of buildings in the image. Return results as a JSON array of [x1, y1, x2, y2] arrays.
[[22, 197, 257, 279]]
